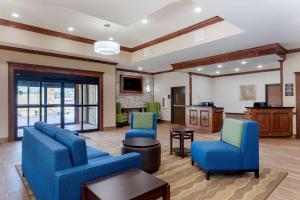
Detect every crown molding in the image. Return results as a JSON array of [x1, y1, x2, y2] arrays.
[[0, 18, 131, 52], [172, 43, 287, 70], [0, 45, 118, 65], [131, 16, 223, 52], [188, 72, 212, 78], [116, 68, 153, 75], [212, 68, 280, 78], [0, 16, 223, 53], [287, 48, 300, 54]]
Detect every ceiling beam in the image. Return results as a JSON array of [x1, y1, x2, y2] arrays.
[[172, 43, 287, 70]]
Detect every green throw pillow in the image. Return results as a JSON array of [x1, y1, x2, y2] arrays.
[[222, 118, 244, 148], [133, 112, 153, 129]]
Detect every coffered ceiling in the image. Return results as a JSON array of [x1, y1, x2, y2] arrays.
[[0, 0, 299, 73]]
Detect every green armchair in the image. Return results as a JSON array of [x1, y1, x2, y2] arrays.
[[116, 102, 128, 126], [146, 102, 161, 120]]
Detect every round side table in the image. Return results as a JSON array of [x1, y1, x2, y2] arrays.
[[170, 127, 194, 158], [121, 137, 161, 173]]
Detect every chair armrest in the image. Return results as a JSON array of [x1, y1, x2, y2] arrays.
[[54, 153, 141, 200]]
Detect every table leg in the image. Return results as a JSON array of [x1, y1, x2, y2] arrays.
[[162, 184, 170, 200], [170, 130, 173, 155], [81, 185, 88, 200], [191, 131, 194, 142], [181, 132, 184, 158]]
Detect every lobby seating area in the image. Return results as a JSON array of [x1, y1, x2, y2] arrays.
[[22, 122, 141, 200], [1, 1, 300, 200]]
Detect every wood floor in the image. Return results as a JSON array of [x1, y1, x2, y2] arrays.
[[1, 122, 300, 200]]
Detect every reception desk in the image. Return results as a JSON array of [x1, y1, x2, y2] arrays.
[[186, 106, 224, 133], [226, 107, 294, 137]]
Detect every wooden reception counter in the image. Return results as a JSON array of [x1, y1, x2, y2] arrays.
[[186, 106, 224, 133], [226, 107, 294, 137]]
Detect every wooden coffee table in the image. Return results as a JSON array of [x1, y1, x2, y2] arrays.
[[82, 168, 170, 200]]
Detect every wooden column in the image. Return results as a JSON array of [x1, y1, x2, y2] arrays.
[[188, 73, 192, 105], [296, 73, 300, 139], [279, 60, 284, 106]]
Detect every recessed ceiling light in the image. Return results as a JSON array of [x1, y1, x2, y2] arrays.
[[216, 71, 220, 74], [11, 13, 19, 18], [142, 19, 148, 24], [235, 68, 240, 72], [108, 37, 114, 41], [194, 7, 202, 13], [138, 67, 143, 71], [257, 65, 263, 69], [197, 68, 203, 71], [241, 61, 247, 65], [217, 64, 223, 68], [67, 27, 74, 32]]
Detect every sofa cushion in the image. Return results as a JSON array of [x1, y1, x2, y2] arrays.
[[222, 118, 244, 148], [125, 129, 155, 139], [87, 146, 109, 159], [132, 113, 153, 129], [34, 121, 50, 132], [56, 131, 88, 166], [191, 141, 242, 171]]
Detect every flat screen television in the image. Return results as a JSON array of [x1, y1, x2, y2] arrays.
[[120, 75, 143, 93]]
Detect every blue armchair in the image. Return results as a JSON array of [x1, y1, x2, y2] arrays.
[[191, 118, 259, 180], [125, 112, 157, 139]]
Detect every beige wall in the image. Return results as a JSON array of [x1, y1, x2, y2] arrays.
[[0, 49, 116, 139], [283, 52, 300, 134], [154, 72, 189, 121]]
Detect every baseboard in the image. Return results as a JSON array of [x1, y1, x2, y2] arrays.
[[0, 138, 8, 143], [160, 120, 171, 123], [103, 126, 117, 131]]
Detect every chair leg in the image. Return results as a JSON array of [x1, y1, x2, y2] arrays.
[[191, 159, 194, 166], [255, 169, 259, 178], [206, 171, 210, 180]]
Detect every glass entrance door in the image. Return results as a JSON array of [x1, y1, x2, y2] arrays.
[[16, 76, 99, 139], [17, 81, 41, 138]]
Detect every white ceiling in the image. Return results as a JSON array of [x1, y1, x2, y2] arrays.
[[0, 0, 300, 73], [130, 0, 300, 71], [178, 55, 280, 76], [0, 0, 215, 47]]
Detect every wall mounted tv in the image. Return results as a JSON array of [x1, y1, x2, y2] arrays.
[[120, 75, 143, 93]]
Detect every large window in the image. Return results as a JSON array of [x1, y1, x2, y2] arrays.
[[15, 72, 99, 139]]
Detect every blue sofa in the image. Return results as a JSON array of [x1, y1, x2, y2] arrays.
[[125, 112, 157, 139], [22, 122, 141, 200], [191, 118, 259, 180]]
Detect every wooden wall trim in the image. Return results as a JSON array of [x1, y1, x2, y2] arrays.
[[8, 62, 104, 141], [287, 48, 300, 54], [0, 45, 118, 66], [0, 138, 8, 143], [0, 18, 131, 52], [131, 16, 223, 52], [153, 69, 174, 75], [116, 68, 153, 75], [0, 17, 223, 53], [212, 68, 280, 78], [189, 72, 212, 78], [172, 43, 287, 70]]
